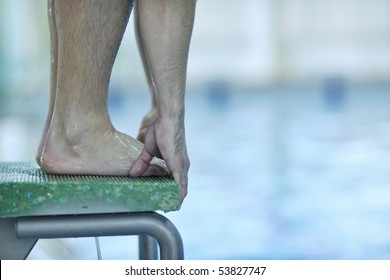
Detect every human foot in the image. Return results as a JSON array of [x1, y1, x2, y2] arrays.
[[37, 122, 169, 177]]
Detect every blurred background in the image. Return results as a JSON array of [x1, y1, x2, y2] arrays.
[[1, 0, 390, 259]]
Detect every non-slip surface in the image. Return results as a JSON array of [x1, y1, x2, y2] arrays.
[[0, 162, 180, 217]]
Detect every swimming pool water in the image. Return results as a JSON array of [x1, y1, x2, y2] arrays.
[[2, 86, 390, 259]]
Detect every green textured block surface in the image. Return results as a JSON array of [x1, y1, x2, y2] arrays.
[[0, 162, 180, 218]]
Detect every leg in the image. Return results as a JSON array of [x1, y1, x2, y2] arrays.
[[130, 0, 196, 202], [37, 0, 169, 176], [36, 0, 58, 162]]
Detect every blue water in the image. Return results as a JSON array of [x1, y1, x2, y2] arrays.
[[4, 86, 390, 259]]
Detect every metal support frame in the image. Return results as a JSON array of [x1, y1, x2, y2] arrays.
[[139, 235, 159, 260], [0, 212, 183, 260], [0, 218, 38, 260]]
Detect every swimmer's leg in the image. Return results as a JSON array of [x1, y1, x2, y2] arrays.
[[37, 0, 169, 176], [36, 0, 57, 162]]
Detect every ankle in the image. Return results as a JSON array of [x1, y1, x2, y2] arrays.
[[50, 114, 113, 147]]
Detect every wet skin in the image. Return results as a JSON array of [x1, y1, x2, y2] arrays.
[[37, 0, 195, 203]]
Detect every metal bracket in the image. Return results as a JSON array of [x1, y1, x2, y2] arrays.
[[0, 212, 183, 260]]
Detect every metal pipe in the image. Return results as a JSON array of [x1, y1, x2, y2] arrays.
[[138, 235, 158, 260], [0, 218, 37, 260], [16, 212, 183, 260]]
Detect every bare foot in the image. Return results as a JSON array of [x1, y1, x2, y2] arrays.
[[37, 120, 169, 176], [36, 0, 167, 177]]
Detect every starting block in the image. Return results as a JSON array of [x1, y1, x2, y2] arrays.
[[0, 162, 183, 260]]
